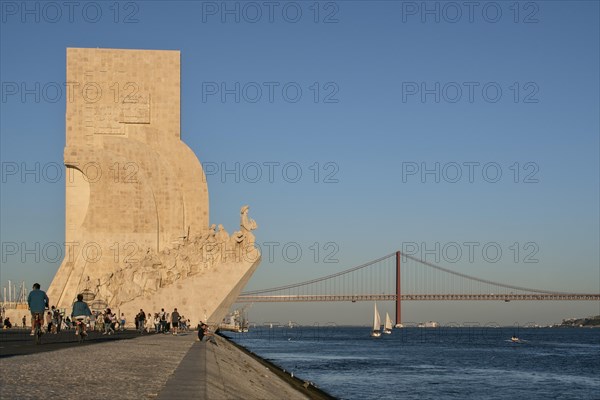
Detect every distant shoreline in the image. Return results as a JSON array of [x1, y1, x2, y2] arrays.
[[556, 315, 600, 328]]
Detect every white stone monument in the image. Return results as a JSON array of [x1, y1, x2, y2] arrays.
[[47, 48, 261, 326]]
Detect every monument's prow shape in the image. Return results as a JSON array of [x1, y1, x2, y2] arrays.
[[48, 48, 261, 325]]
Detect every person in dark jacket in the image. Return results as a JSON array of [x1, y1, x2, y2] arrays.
[[27, 283, 49, 336], [71, 293, 92, 336]]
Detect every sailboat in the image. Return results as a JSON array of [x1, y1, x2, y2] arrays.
[[371, 303, 382, 337], [384, 313, 393, 334]]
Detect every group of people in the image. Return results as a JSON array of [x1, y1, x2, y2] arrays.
[[26, 283, 194, 338], [43, 306, 65, 334], [134, 308, 188, 335], [25, 284, 92, 336]]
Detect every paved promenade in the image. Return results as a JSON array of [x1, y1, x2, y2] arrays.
[[0, 330, 332, 399]]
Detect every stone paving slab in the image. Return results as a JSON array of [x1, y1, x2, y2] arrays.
[[156, 335, 311, 400], [157, 340, 207, 399]]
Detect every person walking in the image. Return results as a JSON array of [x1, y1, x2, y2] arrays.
[[159, 308, 166, 333], [137, 309, 146, 334], [50, 306, 59, 334], [154, 313, 160, 333], [171, 308, 180, 335], [103, 309, 115, 335], [120, 313, 126, 331], [45, 311, 53, 333]]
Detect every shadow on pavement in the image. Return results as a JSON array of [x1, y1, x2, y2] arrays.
[[0, 328, 148, 358]]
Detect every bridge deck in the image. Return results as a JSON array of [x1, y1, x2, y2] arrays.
[[237, 294, 600, 302]]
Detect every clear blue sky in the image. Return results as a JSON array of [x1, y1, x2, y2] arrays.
[[1, 0, 598, 325]]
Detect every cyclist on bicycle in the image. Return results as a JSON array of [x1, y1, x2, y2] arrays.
[[27, 283, 48, 336], [71, 294, 92, 336]]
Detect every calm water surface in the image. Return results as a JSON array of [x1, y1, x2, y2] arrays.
[[223, 327, 600, 399]]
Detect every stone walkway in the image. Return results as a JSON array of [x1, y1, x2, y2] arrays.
[[0, 333, 194, 399], [0, 332, 319, 400]]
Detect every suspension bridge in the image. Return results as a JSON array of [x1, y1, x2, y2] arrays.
[[236, 251, 600, 325]]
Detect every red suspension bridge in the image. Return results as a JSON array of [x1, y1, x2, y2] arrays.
[[236, 251, 600, 325]]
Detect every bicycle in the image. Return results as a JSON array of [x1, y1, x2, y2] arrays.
[[32, 312, 44, 345], [74, 318, 87, 343]]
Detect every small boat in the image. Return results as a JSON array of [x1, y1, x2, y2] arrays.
[[507, 335, 527, 344], [383, 312, 393, 334], [371, 303, 382, 337]]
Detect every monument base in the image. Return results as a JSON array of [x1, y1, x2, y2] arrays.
[[117, 254, 261, 326]]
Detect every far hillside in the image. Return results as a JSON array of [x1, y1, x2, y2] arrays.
[[559, 315, 600, 327]]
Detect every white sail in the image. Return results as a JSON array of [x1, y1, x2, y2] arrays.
[[385, 312, 393, 331], [373, 303, 381, 331], [370, 303, 382, 337]]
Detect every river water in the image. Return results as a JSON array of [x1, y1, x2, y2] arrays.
[[222, 326, 600, 399]]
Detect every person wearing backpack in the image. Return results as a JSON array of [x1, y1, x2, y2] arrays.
[[138, 309, 146, 334]]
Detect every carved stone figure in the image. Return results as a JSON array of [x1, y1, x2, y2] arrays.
[[233, 205, 258, 246], [216, 224, 229, 243]]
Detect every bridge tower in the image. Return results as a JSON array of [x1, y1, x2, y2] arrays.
[[396, 251, 401, 326]]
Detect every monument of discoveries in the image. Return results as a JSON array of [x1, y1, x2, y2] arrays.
[[47, 48, 261, 325]]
